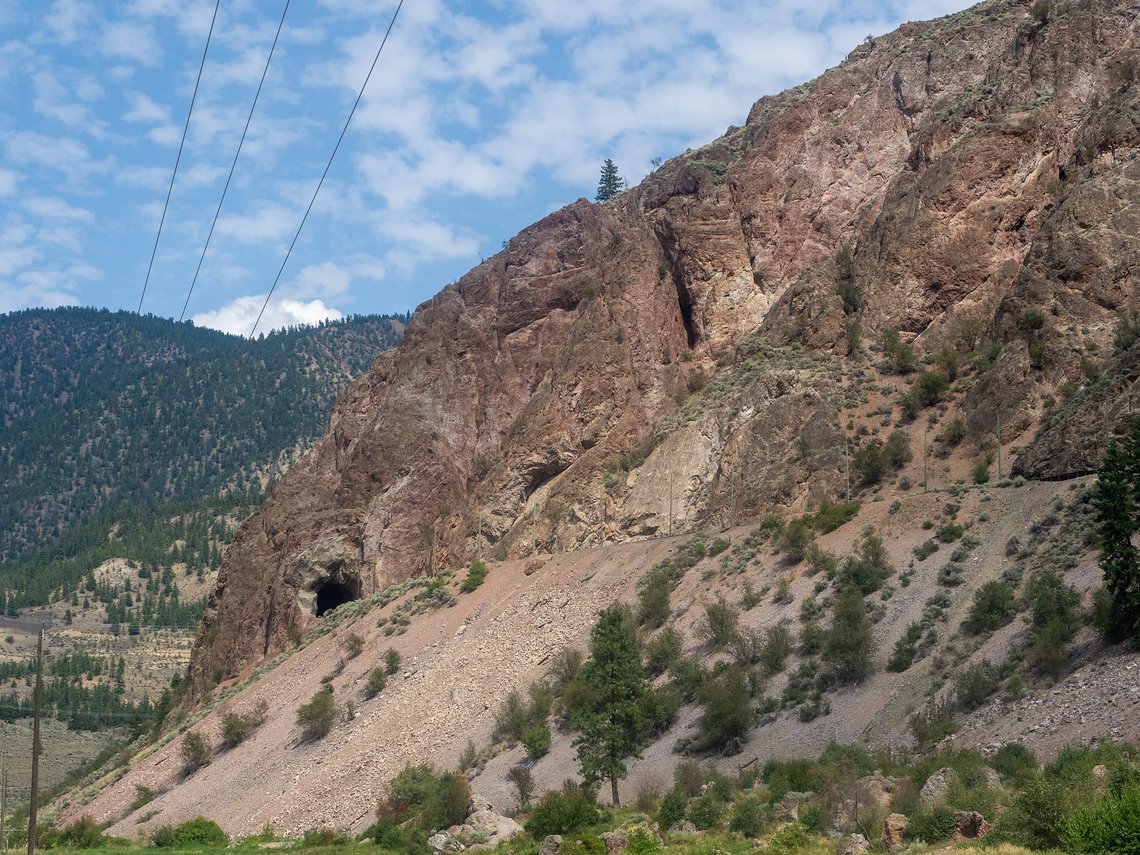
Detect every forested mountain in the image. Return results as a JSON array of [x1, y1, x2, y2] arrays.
[[0, 307, 405, 570]]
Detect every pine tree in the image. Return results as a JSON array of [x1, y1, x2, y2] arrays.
[[1093, 422, 1140, 639], [571, 605, 645, 805], [595, 159, 624, 202]]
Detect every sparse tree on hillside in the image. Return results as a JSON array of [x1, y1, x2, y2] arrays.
[[1092, 421, 1140, 640], [595, 159, 624, 202], [572, 605, 645, 805]]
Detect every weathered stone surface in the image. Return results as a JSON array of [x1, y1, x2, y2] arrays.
[[918, 767, 957, 807], [837, 834, 870, 855], [954, 811, 992, 841], [427, 831, 465, 852], [883, 813, 908, 851], [539, 835, 562, 855], [189, 0, 1140, 690], [772, 794, 805, 822]]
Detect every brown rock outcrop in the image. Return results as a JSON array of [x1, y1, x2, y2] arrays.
[[190, 0, 1140, 689]]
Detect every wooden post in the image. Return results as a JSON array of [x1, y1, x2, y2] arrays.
[[27, 627, 43, 855]]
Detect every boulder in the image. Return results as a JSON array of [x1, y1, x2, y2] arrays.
[[668, 821, 698, 834], [918, 767, 957, 806], [772, 794, 804, 822], [427, 831, 465, 852], [983, 767, 1001, 789], [539, 835, 562, 855], [838, 834, 870, 855], [883, 813, 908, 851], [599, 822, 665, 853], [954, 811, 992, 841]]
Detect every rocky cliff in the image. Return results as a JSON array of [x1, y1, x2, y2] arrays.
[[190, 0, 1140, 691]]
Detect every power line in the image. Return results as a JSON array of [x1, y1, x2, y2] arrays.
[[136, 0, 222, 316], [178, 0, 293, 324], [247, 0, 406, 340]]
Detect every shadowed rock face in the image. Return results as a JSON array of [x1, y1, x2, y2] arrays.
[[190, 0, 1140, 690]]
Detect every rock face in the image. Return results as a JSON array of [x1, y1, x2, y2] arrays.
[[918, 767, 958, 806], [883, 813, 909, 851], [190, 0, 1140, 689]]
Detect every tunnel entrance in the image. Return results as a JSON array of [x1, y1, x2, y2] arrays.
[[315, 580, 357, 617]]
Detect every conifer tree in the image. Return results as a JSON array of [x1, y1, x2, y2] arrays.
[[1093, 422, 1140, 639], [595, 159, 624, 202], [572, 604, 645, 805]]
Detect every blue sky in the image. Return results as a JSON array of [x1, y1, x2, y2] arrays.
[[0, 0, 970, 335]]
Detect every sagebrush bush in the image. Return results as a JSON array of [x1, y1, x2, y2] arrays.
[[658, 787, 688, 827], [364, 667, 387, 699], [701, 598, 740, 648], [180, 730, 211, 776], [523, 723, 552, 760], [687, 792, 723, 830], [221, 699, 268, 749], [963, 581, 1018, 634], [296, 686, 338, 741]]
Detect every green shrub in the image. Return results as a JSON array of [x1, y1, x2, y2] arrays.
[[180, 730, 211, 776], [365, 667, 387, 699], [637, 684, 681, 740], [907, 805, 956, 843], [523, 723, 552, 760], [658, 787, 688, 827], [708, 537, 730, 557], [644, 626, 682, 677], [915, 370, 950, 407], [764, 759, 820, 802], [913, 540, 939, 560], [767, 822, 814, 855], [853, 443, 885, 485], [221, 699, 268, 749], [524, 783, 599, 838], [368, 817, 405, 849], [626, 825, 661, 854], [421, 771, 471, 831], [701, 598, 740, 648], [152, 817, 228, 848], [991, 742, 1037, 780], [825, 588, 874, 683], [687, 793, 723, 830], [296, 686, 338, 741], [696, 667, 751, 754], [777, 518, 814, 563], [60, 816, 104, 849], [941, 417, 967, 446], [884, 430, 911, 468], [342, 632, 364, 658], [1061, 782, 1140, 853], [384, 647, 402, 674], [301, 828, 351, 847], [887, 622, 922, 672], [460, 560, 488, 592], [963, 581, 1017, 634], [637, 569, 674, 628]]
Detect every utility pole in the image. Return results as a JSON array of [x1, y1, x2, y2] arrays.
[[923, 428, 928, 492], [845, 441, 851, 501], [2, 729, 7, 854], [27, 626, 43, 855], [996, 414, 1002, 479]]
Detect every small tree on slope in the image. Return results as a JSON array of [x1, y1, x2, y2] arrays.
[[572, 604, 645, 805], [1093, 421, 1140, 640]]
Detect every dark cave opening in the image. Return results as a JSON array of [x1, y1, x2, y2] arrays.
[[315, 580, 358, 617]]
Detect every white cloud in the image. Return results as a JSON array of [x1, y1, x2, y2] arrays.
[[294, 262, 352, 297], [192, 295, 343, 335], [0, 169, 18, 196], [100, 21, 161, 65], [215, 204, 296, 244]]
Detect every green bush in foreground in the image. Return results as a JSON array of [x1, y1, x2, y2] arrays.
[[152, 816, 228, 848], [523, 782, 599, 838], [1061, 782, 1140, 853]]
